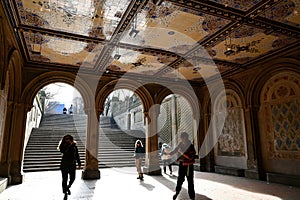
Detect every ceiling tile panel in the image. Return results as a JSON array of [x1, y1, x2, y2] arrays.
[[108, 48, 177, 75], [210, 25, 298, 64], [207, 0, 264, 11], [120, 1, 231, 54], [23, 31, 104, 68], [16, 0, 131, 39], [261, 0, 300, 28]]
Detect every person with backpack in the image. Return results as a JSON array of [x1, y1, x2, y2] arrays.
[[58, 134, 81, 198]]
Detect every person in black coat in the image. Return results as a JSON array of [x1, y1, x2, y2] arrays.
[[58, 134, 81, 197], [134, 140, 145, 181]]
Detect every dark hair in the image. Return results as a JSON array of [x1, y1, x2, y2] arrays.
[[57, 134, 76, 151], [135, 140, 143, 148], [63, 134, 74, 142], [180, 132, 189, 139]]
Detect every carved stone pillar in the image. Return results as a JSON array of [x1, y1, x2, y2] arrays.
[[0, 101, 32, 185], [199, 112, 215, 172], [171, 95, 177, 148], [244, 105, 262, 179], [143, 104, 161, 175], [81, 108, 100, 179]]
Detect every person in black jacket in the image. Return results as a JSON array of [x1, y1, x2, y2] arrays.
[[134, 140, 145, 181], [169, 132, 196, 200], [58, 134, 81, 197]]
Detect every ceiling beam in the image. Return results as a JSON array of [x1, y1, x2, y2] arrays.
[[94, 0, 150, 72]]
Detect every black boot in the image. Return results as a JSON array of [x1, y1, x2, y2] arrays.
[[139, 173, 144, 181]]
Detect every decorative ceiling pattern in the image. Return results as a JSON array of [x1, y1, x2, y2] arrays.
[[207, 0, 264, 11], [4, 0, 300, 82]]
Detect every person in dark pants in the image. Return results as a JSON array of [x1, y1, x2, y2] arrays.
[[169, 132, 196, 200], [134, 140, 145, 181], [58, 134, 81, 198]]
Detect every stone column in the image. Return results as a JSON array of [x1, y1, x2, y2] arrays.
[[171, 95, 177, 148], [143, 104, 161, 175], [0, 101, 32, 185], [244, 105, 262, 180], [0, 101, 13, 181], [82, 108, 100, 179], [199, 112, 215, 172]]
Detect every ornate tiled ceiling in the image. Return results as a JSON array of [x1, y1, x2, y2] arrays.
[[4, 0, 300, 81]]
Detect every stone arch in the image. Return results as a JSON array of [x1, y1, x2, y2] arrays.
[[155, 84, 201, 120], [96, 79, 154, 115], [21, 71, 93, 110], [258, 70, 300, 176], [202, 80, 245, 114], [246, 58, 300, 106], [6, 49, 22, 102], [0, 49, 22, 160], [155, 84, 201, 155]]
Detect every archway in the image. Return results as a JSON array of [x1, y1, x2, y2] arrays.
[[97, 88, 146, 169], [23, 82, 86, 172], [259, 71, 300, 176], [158, 94, 197, 152]]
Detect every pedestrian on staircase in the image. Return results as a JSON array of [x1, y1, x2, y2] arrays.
[[58, 134, 81, 198], [134, 140, 145, 181]]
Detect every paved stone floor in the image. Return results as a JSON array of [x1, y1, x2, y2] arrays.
[[0, 166, 300, 200]]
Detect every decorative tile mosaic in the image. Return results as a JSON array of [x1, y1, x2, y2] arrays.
[[261, 73, 300, 159], [261, 0, 300, 28], [108, 48, 177, 74], [211, 25, 298, 64], [208, 0, 263, 11], [23, 31, 103, 68], [120, 1, 231, 54], [16, 0, 131, 40]]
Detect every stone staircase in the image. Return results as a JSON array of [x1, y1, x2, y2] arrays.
[[23, 114, 145, 172]]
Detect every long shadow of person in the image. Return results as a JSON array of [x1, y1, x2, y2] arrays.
[[139, 181, 155, 191], [152, 176, 212, 200]]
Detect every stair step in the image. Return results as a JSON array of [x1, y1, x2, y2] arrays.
[[23, 114, 145, 172]]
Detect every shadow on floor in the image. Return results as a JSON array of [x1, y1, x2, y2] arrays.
[[152, 175, 213, 200], [195, 171, 300, 199], [139, 181, 155, 191]]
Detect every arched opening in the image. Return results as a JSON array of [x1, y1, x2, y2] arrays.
[[23, 82, 86, 172], [98, 89, 146, 168], [158, 94, 198, 154], [157, 93, 199, 175]]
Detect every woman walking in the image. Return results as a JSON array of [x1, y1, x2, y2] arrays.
[[58, 134, 81, 198], [134, 140, 145, 181]]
